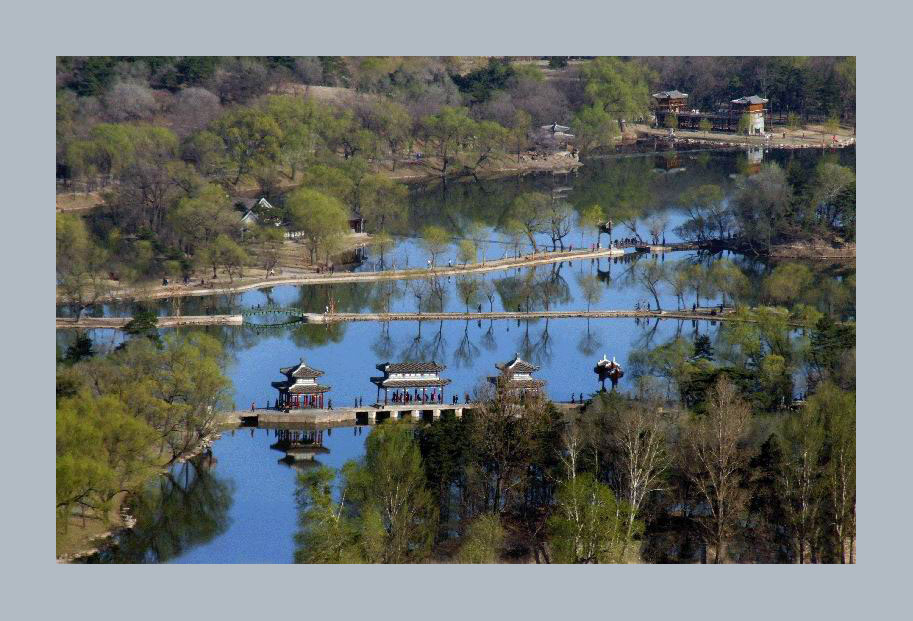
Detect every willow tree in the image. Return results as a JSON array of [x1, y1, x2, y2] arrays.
[[212, 107, 283, 184], [458, 239, 477, 265], [370, 98, 412, 171], [342, 424, 438, 563], [581, 57, 654, 126], [420, 225, 450, 267], [57, 392, 159, 531], [294, 466, 369, 564], [738, 113, 752, 135], [456, 513, 505, 563], [679, 184, 727, 242], [360, 174, 408, 233], [261, 95, 325, 179], [286, 188, 349, 265], [56, 213, 110, 320], [78, 332, 233, 465], [456, 275, 481, 313], [169, 183, 237, 254], [634, 258, 667, 310], [420, 106, 475, 181], [548, 473, 633, 563], [509, 192, 550, 252], [572, 104, 617, 155]]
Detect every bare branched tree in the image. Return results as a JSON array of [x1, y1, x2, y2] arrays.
[[610, 403, 670, 555], [679, 378, 753, 563]]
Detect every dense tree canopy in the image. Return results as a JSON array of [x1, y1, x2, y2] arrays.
[[57, 332, 232, 537]]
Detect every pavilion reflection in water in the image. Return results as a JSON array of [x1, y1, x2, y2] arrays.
[[271, 428, 331, 470]]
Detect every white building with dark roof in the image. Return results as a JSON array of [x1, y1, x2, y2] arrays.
[[730, 95, 769, 135], [371, 361, 451, 404], [236, 196, 365, 238]]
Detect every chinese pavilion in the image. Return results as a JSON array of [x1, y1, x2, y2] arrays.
[[594, 354, 624, 391], [488, 353, 546, 395], [371, 361, 451, 405], [653, 90, 688, 110], [272, 359, 331, 409], [650, 90, 771, 134], [652, 90, 689, 127], [730, 95, 769, 135]]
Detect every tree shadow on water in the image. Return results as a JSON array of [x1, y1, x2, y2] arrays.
[[84, 456, 234, 563], [577, 317, 604, 357], [453, 320, 480, 368]]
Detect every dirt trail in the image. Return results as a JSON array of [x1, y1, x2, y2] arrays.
[[633, 124, 856, 149], [70, 247, 625, 304], [57, 308, 748, 330], [305, 308, 740, 324], [57, 315, 242, 330]]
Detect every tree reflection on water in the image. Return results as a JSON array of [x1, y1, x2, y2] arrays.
[[453, 320, 481, 368], [85, 456, 234, 563]]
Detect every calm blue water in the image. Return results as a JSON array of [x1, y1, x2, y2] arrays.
[[168, 426, 370, 564]]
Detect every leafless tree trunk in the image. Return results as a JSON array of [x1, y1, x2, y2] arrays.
[[610, 404, 669, 557], [680, 378, 753, 563]]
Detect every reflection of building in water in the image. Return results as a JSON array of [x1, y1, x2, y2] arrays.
[[272, 359, 331, 409], [594, 354, 624, 391], [371, 361, 451, 405], [654, 152, 686, 174], [488, 353, 546, 395], [745, 146, 764, 174], [271, 428, 330, 468], [551, 185, 573, 199]]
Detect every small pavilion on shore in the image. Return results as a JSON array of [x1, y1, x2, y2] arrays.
[[272, 359, 331, 409], [488, 353, 546, 395], [371, 361, 451, 405]]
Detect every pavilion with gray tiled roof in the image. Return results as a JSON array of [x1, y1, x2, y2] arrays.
[[730, 95, 768, 105], [272, 359, 331, 409], [488, 354, 546, 394], [371, 361, 451, 405], [652, 90, 688, 100]]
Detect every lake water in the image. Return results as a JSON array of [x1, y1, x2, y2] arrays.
[[64, 145, 855, 563]]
